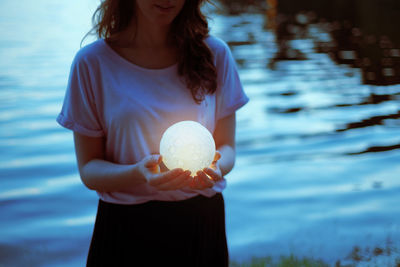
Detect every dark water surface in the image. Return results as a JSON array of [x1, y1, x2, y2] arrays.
[[0, 1, 399, 266]]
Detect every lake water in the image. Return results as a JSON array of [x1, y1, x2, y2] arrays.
[[0, 1, 399, 266]]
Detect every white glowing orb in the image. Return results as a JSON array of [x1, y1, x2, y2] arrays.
[[160, 121, 216, 175]]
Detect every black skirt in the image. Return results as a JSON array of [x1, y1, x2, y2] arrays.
[[87, 193, 228, 267]]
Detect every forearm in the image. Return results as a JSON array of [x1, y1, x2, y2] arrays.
[[216, 144, 236, 177], [79, 159, 146, 192]]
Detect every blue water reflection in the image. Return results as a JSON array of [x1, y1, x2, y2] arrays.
[[0, 0, 399, 266]]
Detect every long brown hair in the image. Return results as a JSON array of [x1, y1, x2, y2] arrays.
[[83, 0, 217, 104]]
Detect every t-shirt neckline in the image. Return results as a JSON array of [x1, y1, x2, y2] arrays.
[[100, 38, 178, 74]]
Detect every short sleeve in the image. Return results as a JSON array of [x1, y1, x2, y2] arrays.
[[56, 52, 104, 137], [215, 41, 249, 121]]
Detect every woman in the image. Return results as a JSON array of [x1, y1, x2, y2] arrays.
[[57, 0, 249, 266]]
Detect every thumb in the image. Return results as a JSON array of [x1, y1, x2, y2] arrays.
[[144, 154, 162, 168], [214, 151, 221, 162]]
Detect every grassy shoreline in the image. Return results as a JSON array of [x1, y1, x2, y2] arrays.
[[230, 247, 400, 267]]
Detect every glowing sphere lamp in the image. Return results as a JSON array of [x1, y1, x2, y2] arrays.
[[160, 121, 216, 175]]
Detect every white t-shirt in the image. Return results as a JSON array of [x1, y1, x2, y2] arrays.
[[57, 35, 249, 204]]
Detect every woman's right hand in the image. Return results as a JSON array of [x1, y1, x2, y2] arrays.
[[137, 154, 192, 191]]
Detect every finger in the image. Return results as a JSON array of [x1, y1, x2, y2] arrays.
[[190, 175, 204, 190], [213, 151, 221, 162], [148, 168, 183, 186], [196, 170, 215, 188], [157, 170, 192, 191], [196, 176, 210, 189], [177, 172, 195, 188], [180, 176, 194, 188], [145, 155, 162, 168], [203, 167, 222, 182]]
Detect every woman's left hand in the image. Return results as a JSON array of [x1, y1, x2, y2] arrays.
[[190, 151, 223, 190]]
